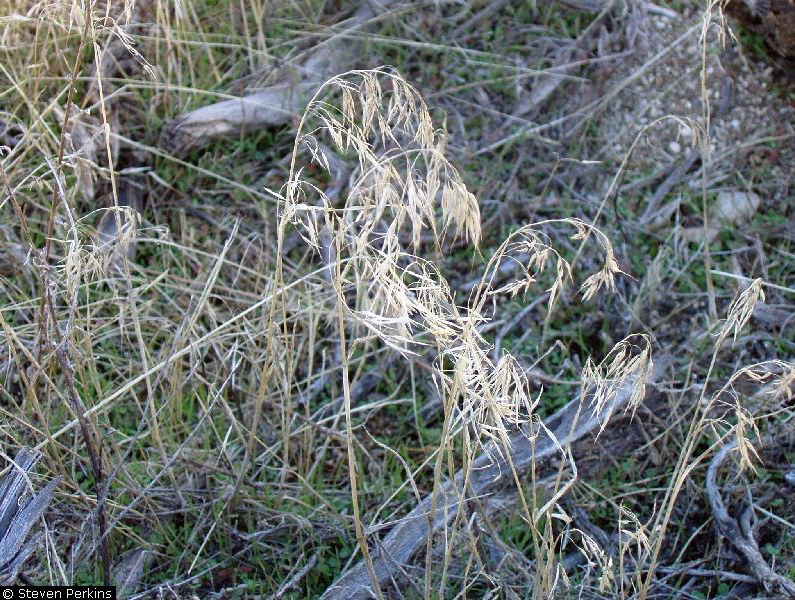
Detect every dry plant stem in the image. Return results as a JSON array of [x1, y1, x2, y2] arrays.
[[231, 218, 286, 503], [642, 322, 745, 597], [321, 359, 669, 599], [38, 189, 110, 581], [700, 158, 717, 321], [51, 344, 110, 586], [640, 373, 715, 598], [498, 424, 547, 593], [699, 23, 718, 321], [40, 0, 91, 264], [424, 371, 460, 599], [706, 440, 795, 597], [0, 264, 332, 479], [438, 404, 543, 596], [437, 423, 472, 595], [35, 0, 92, 379], [335, 236, 384, 600], [0, 161, 34, 248], [254, 70, 363, 492], [644, 279, 768, 594], [91, 16, 177, 494], [279, 252, 295, 487]]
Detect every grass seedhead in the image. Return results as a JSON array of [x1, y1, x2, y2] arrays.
[[272, 66, 651, 598]]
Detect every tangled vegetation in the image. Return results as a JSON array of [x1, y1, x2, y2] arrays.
[[0, 0, 793, 598]]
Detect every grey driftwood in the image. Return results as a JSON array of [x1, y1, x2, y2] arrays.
[[320, 356, 672, 599], [158, 1, 393, 154], [158, 0, 619, 155], [706, 440, 795, 598], [0, 449, 59, 585]]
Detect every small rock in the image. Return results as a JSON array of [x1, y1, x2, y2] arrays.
[[669, 140, 682, 154], [713, 190, 761, 223]]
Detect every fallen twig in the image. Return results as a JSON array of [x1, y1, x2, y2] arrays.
[[53, 341, 112, 586], [158, 1, 396, 154], [0, 449, 60, 585], [705, 440, 795, 598], [269, 553, 318, 599], [320, 356, 672, 599]]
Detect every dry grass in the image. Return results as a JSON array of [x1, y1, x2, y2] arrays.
[[0, 0, 794, 598]]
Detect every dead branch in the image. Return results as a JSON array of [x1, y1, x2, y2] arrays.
[[156, 0, 659, 156], [158, 1, 395, 155], [0, 449, 60, 585], [705, 440, 795, 598], [160, 0, 619, 157], [319, 356, 672, 599], [269, 553, 318, 600]]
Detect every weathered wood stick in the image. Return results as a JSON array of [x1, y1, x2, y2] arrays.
[[320, 355, 672, 599], [158, 1, 390, 154]]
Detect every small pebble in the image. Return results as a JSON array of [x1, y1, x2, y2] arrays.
[[669, 140, 682, 154]]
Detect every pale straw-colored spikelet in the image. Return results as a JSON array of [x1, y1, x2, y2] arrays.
[[717, 277, 765, 347], [280, 67, 635, 498], [582, 335, 653, 427], [707, 359, 794, 474]]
